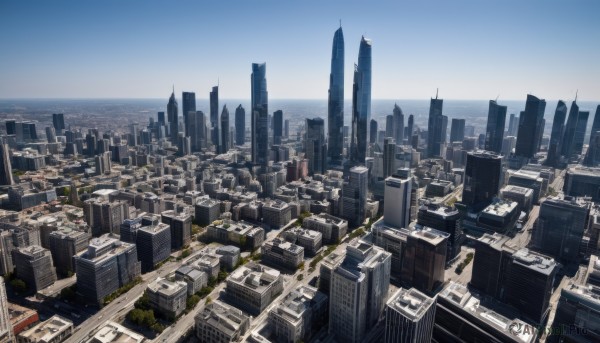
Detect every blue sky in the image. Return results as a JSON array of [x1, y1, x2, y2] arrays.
[[1, 0, 599, 100]]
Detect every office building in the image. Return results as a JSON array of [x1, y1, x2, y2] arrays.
[[417, 203, 464, 262], [383, 175, 411, 229], [383, 138, 396, 179], [195, 301, 250, 343], [508, 113, 519, 136], [305, 118, 326, 175], [470, 233, 516, 300], [262, 199, 292, 229], [235, 105, 245, 146], [545, 100, 568, 166], [75, 235, 141, 305], [48, 227, 89, 277], [384, 287, 436, 343], [0, 278, 14, 343], [175, 265, 207, 296], [86, 321, 145, 343], [573, 111, 590, 156], [327, 26, 345, 165], [189, 252, 220, 279], [475, 200, 520, 236], [533, 196, 590, 263], [83, 198, 129, 236], [206, 220, 265, 250], [350, 36, 372, 164], [386, 115, 395, 139], [194, 199, 221, 226], [449, 118, 465, 143], [318, 252, 345, 295], [433, 282, 536, 343], [262, 238, 304, 270], [564, 166, 600, 201], [507, 170, 545, 204], [160, 210, 191, 250], [500, 185, 534, 214], [182, 92, 196, 137], [427, 93, 447, 158], [210, 86, 219, 147], [167, 89, 179, 142], [186, 110, 204, 152], [562, 99, 580, 159], [215, 246, 240, 271], [220, 105, 230, 154], [462, 151, 502, 210], [45, 126, 57, 143], [302, 213, 348, 244], [14, 246, 57, 292], [224, 262, 283, 315], [251, 63, 269, 167], [136, 222, 171, 272], [52, 113, 65, 135], [0, 139, 14, 186], [484, 100, 507, 154], [401, 228, 448, 294], [283, 227, 322, 256], [146, 278, 187, 320], [342, 166, 368, 227], [329, 240, 391, 343], [369, 118, 377, 145], [515, 94, 546, 159], [17, 315, 73, 343], [393, 104, 405, 144], [273, 109, 283, 145], [269, 286, 328, 343], [407, 114, 414, 143]]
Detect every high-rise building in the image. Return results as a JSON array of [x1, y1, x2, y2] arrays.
[[470, 233, 515, 300], [186, 110, 203, 152], [305, 118, 326, 175], [157, 111, 165, 125], [449, 118, 465, 143], [0, 277, 14, 343], [462, 151, 502, 210], [417, 203, 464, 262], [161, 210, 192, 250], [384, 287, 436, 343], [14, 246, 57, 292], [384, 175, 411, 229], [589, 105, 600, 145], [210, 86, 219, 147], [251, 63, 269, 167], [507, 112, 519, 136], [545, 100, 568, 166], [273, 110, 283, 145], [573, 111, 589, 155], [385, 115, 394, 139], [533, 196, 590, 263], [328, 26, 345, 165], [181, 92, 196, 137], [484, 100, 507, 154], [584, 105, 600, 166], [48, 227, 89, 277], [401, 228, 447, 294], [516, 94, 546, 159], [0, 138, 14, 186], [167, 88, 179, 142], [383, 138, 396, 179], [235, 105, 245, 146], [427, 93, 446, 158], [342, 166, 368, 227], [220, 105, 230, 154], [52, 113, 65, 135], [407, 114, 414, 142], [284, 119, 290, 139], [136, 222, 171, 273], [562, 99, 580, 159], [329, 240, 391, 343], [45, 126, 57, 143], [369, 119, 378, 145], [350, 37, 372, 165], [393, 104, 405, 145]]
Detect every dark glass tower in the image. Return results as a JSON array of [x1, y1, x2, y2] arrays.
[[220, 105, 230, 154], [327, 26, 345, 165], [584, 105, 600, 166], [393, 104, 404, 145], [573, 111, 589, 155], [589, 105, 600, 144], [305, 118, 326, 175], [251, 63, 269, 167], [561, 100, 579, 158], [350, 36, 372, 165], [167, 88, 179, 142], [369, 119, 378, 144], [546, 100, 568, 166], [0, 138, 14, 185], [210, 86, 219, 147], [181, 92, 196, 137], [515, 94, 546, 159], [235, 105, 245, 146], [407, 114, 414, 141], [52, 113, 65, 135], [462, 151, 502, 210], [484, 100, 507, 154], [450, 118, 465, 143], [273, 110, 283, 145], [507, 113, 518, 136], [427, 93, 446, 158]]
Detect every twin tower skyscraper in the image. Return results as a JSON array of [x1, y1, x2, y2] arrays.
[[328, 26, 372, 169]]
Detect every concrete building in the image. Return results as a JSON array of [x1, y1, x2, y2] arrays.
[[269, 286, 328, 343], [384, 175, 412, 229], [17, 315, 73, 343], [417, 202, 464, 262], [215, 246, 240, 271], [195, 301, 250, 343], [470, 233, 516, 300], [500, 185, 534, 214], [175, 265, 207, 296], [302, 213, 348, 244], [205, 220, 265, 251], [318, 252, 345, 295], [224, 262, 284, 315], [83, 198, 129, 236], [195, 199, 221, 226], [48, 227, 89, 277], [341, 166, 368, 227], [564, 166, 600, 202], [161, 210, 192, 250], [75, 235, 141, 305], [189, 252, 220, 279], [262, 200, 291, 229], [508, 170, 545, 204], [136, 222, 171, 272], [329, 240, 391, 343], [262, 238, 304, 270], [475, 200, 520, 236], [384, 287, 436, 343], [86, 321, 145, 343], [0, 278, 14, 343], [146, 278, 188, 320], [283, 228, 322, 256], [13, 246, 57, 292]]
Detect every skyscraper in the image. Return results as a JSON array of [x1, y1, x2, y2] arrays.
[[384, 287, 436, 343], [328, 26, 345, 165], [484, 100, 507, 154], [45, 126, 57, 143], [52, 113, 65, 135], [507, 113, 519, 136], [407, 114, 414, 142], [235, 105, 245, 146], [573, 111, 589, 155], [427, 93, 446, 158], [515, 94, 546, 159], [462, 151, 502, 210], [350, 37, 372, 165], [0, 278, 14, 343], [273, 110, 283, 145], [251, 63, 269, 167], [393, 104, 404, 145], [181, 92, 196, 137], [305, 118, 326, 175], [384, 174, 411, 229], [584, 105, 600, 166], [383, 138, 396, 179], [342, 166, 368, 227], [562, 99, 580, 159], [369, 119, 378, 145], [546, 100, 568, 167], [385, 115, 394, 139], [220, 105, 230, 154], [449, 118, 465, 143], [589, 105, 600, 145], [167, 88, 179, 142], [0, 138, 14, 186]]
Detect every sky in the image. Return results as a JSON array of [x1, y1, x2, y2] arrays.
[[1, 0, 599, 100]]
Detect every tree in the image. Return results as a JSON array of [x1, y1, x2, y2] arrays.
[[10, 279, 27, 293], [186, 295, 200, 311], [217, 271, 228, 282]]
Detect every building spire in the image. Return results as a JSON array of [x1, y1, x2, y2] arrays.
[[575, 89, 578, 102], [339, 19, 342, 28], [172, 84, 174, 95], [436, 88, 439, 99]]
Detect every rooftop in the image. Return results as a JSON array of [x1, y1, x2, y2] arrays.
[[147, 277, 187, 297], [481, 200, 518, 217], [196, 301, 249, 337], [512, 249, 557, 276], [18, 315, 72, 342], [87, 321, 145, 343], [501, 185, 534, 196], [387, 287, 435, 321], [410, 226, 449, 245], [228, 262, 280, 292]]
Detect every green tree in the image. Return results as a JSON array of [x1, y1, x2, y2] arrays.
[[10, 279, 27, 293]]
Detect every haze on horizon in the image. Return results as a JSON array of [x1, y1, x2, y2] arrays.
[[1, 0, 599, 101]]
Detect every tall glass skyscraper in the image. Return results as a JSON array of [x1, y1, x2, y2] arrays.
[[350, 36, 372, 165], [182, 92, 196, 137], [220, 105, 230, 154], [393, 104, 404, 145], [427, 93, 446, 158], [305, 118, 326, 175], [210, 86, 219, 147], [167, 88, 179, 142], [561, 100, 579, 159], [515, 94, 546, 159], [484, 100, 507, 154], [327, 26, 344, 165], [273, 110, 283, 145], [235, 105, 245, 146], [251, 63, 269, 167], [546, 100, 568, 167]]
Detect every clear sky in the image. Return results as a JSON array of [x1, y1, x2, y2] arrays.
[[1, 0, 599, 100]]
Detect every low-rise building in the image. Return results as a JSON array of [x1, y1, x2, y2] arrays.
[[86, 321, 145, 343], [189, 252, 220, 279], [17, 315, 73, 343], [225, 262, 284, 315], [302, 213, 348, 244], [195, 301, 250, 343], [262, 200, 292, 229], [175, 265, 207, 296], [146, 278, 188, 320], [262, 238, 304, 270], [13, 246, 57, 292], [283, 228, 322, 256], [216, 246, 241, 271], [205, 220, 265, 251]]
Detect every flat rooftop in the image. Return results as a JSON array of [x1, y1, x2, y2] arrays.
[[147, 277, 186, 297], [501, 185, 534, 196], [87, 321, 145, 343], [481, 201, 518, 217], [228, 262, 280, 292], [512, 249, 557, 276], [18, 315, 72, 342], [387, 287, 435, 321]]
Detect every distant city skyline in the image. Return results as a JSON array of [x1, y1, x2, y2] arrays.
[[1, 0, 599, 100]]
